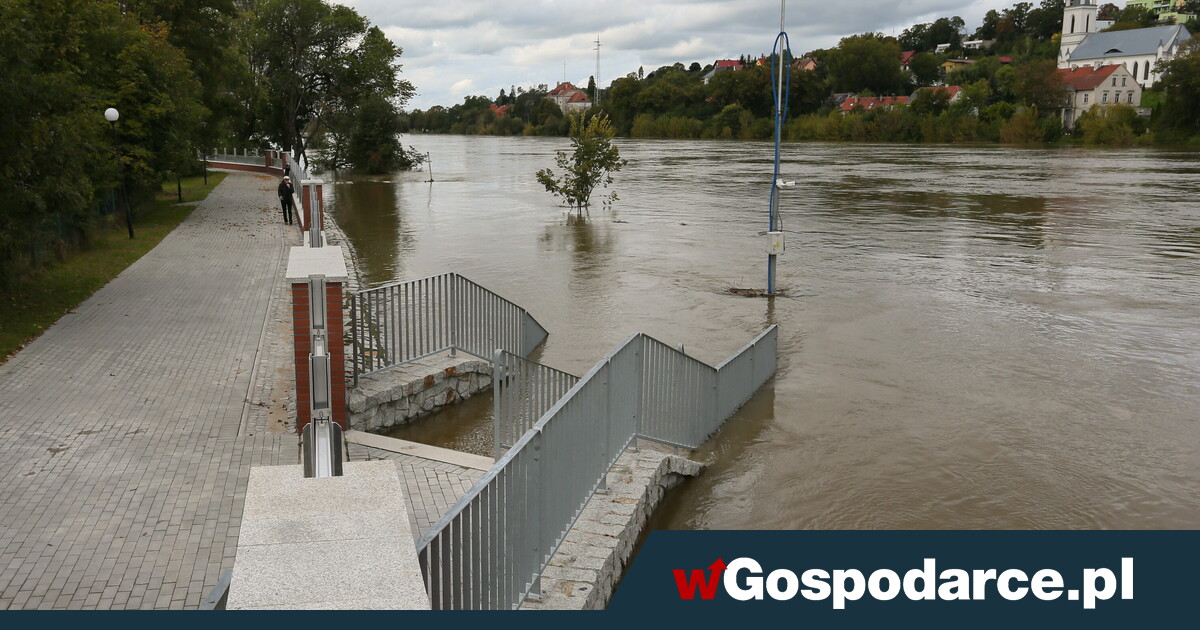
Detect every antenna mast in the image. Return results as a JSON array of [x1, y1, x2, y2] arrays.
[[594, 35, 602, 107]]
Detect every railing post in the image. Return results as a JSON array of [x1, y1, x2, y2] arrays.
[[492, 349, 503, 461], [351, 293, 359, 388], [632, 335, 644, 450], [529, 429, 544, 602], [449, 274, 458, 357], [598, 359, 611, 493]]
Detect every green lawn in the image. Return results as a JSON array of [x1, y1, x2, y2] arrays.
[[0, 172, 227, 363]]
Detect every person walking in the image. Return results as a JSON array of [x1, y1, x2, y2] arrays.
[[278, 176, 295, 225]]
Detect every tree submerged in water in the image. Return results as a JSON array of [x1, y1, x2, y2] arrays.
[[536, 113, 627, 213]]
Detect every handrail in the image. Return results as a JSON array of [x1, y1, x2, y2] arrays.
[[349, 273, 548, 385], [419, 325, 778, 609]]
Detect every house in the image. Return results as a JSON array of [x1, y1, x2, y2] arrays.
[[1125, 0, 1196, 24], [911, 85, 964, 104], [1056, 64, 1143, 129], [702, 59, 744, 84], [939, 59, 974, 76], [794, 56, 819, 72], [963, 39, 995, 50], [489, 104, 511, 117], [900, 50, 917, 70], [547, 82, 592, 114], [1059, 0, 1191, 88], [839, 95, 909, 113]]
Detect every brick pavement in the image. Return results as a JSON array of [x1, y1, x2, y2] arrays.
[[0, 173, 299, 609], [0, 172, 489, 609]]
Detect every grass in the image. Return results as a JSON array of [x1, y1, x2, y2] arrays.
[[0, 172, 227, 363]]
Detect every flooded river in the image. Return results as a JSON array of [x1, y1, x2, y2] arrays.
[[327, 135, 1200, 529]]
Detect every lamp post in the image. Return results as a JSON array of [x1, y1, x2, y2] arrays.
[[105, 107, 134, 239], [200, 121, 208, 185]]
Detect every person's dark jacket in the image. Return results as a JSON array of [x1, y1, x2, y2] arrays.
[[278, 181, 294, 204]]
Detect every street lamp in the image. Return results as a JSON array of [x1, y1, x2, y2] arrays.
[[105, 107, 134, 239]]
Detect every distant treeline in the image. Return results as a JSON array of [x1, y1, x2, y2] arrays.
[[404, 0, 1200, 147]]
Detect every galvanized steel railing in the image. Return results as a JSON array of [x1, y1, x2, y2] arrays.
[[639, 326, 779, 449], [418, 325, 778, 609], [205, 148, 266, 165], [350, 273, 549, 385], [492, 350, 580, 459]]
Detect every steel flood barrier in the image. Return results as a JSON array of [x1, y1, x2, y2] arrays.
[[350, 273, 549, 386], [417, 325, 778, 609]]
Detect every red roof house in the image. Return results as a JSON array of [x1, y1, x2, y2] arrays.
[[840, 95, 910, 113], [1055, 64, 1143, 129], [1056, 64, 1121, 91]]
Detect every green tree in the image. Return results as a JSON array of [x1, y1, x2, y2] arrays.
[[909, 88, 953, 116], [1013, 59, 1068, 112], [1106, 6, 1159, 31], [975, 10, 1002, 40], [0, 0, 206, 284], [826, 34, 907, 95], [1078, 104, 1146, 144], [254, 0, 366, 159], [910, 52, 941, 86], [536, 113, 627, 213], [1154, 38, 1200, 136]]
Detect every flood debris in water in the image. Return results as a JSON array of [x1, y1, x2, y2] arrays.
[[727, 287, 786, 298]]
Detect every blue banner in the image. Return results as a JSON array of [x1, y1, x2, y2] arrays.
[[611, 530, 1198, 625]]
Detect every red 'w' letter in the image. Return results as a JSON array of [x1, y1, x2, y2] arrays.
[[673, 558, 727, 600]]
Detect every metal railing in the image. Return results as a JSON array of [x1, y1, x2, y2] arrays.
[[419, 325, 778, 609], [639, 326, 779, 449], [205, 148, 266, 166], [492, 350, 580, 459], [350, 273, 549, 385]]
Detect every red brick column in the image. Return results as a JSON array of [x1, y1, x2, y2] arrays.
[[292, 278, 347, 432], [291, 282, 313, 431]]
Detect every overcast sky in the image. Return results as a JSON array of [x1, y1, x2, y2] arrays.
[[340, 0, 1006, 110]]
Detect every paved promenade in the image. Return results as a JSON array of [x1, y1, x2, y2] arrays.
[[0, 173, 299, 609]]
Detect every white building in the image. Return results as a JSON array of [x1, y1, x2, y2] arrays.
[[1057, 64, 1143, 129], [1058, 0, 1192, 88]]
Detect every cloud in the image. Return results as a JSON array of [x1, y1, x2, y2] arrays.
[[341, 0, 1009, 109]]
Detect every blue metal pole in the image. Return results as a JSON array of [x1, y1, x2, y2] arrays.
[[768, 1, 786, 296]]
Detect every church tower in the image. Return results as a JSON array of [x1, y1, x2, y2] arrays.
[[1061, 0, 1099, 65]]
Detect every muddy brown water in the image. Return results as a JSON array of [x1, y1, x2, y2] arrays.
[[327, 136, 1200, 529]]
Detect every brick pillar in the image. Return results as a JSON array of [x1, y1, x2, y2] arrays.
[[300, 182, 313, 233], [326, 281, 347, 428], [265, 150, 274, 169], [291, 282, 312, 431], [292, 279, 347, 432]]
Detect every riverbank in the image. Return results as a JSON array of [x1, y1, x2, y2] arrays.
[[408, 108, 1200, 147]]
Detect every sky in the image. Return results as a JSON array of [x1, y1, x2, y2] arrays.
[[340, 0, 1009, 110]]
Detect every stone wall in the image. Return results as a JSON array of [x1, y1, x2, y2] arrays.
[[521, 447, 704, 610], [348, 352, 492, 432]]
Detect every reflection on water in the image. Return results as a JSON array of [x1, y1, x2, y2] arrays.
[[327, 137, 1200, 529]]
